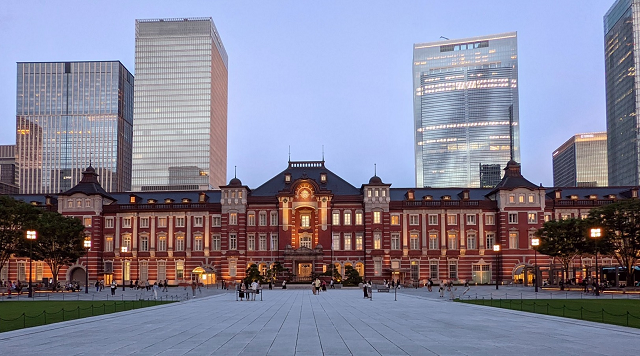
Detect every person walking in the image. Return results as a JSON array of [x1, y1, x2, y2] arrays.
[[191, 281, 197, 297], [363, 281, 369, 298], [153, 282, 158, 300], [163, 279, 168, 292], [330, 279, 334, 289], [251, 280, 259, 301], [110, 281, 117, 296], [439, 280, 445, 298], [314, 278, 321, 295], [427, 278, 433, 292], [282, 280, 287, 289]]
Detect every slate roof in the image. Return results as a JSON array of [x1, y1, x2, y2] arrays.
[[487, 160, 539, 195], [251, 161, 361, 196], [109, 191, 221, 205], [544, 186, 637, 200], [390, 188, 492, 201], [59, 165, 114, 199]]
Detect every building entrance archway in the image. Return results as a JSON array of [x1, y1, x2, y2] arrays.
[[70, 267, 87, 287]]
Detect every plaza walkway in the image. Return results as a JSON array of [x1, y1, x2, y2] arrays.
[[0, 287, 638, 355]]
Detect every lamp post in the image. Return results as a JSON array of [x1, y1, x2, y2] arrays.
[[121, 246, 128, 291], [590, 228, 602, 296], [531, 237, 540, 293], [493, 244, 501, 290], [26, 230, 37, 298], [84, 237, 91, 294]]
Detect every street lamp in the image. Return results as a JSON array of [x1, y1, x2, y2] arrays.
[[531, 237, 540, 293], [493, 244, 501, 290], [84, 237, 91, 294], [590, 228, 602, 296], [121, 246, 128, 291], [26, 230, 37, 298]]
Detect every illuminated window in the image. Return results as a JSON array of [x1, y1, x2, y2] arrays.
[[373, 231, 381, 249], [194, 235, 203, 251], [410, 233, 419, 250], [448, 232, 457, 250], [301, 214, 310, 228], [355, 212, 363, 225], [248, 213, 256, 226], [429, 232, 439, 250], [84, 217, 92, 227], [158, 235, 167, 251], [176, 261, 184, 280], [175, 235, 185, 251], [391, 233, 400, 250], [509, 195, 515, 203], [105, 236, 113, 252], [528, 213, 537, 224], [332, 211, 340, 225], [122, 234, 132, 251], [509, 231, 519, 249], [528, 194, 535, 203], [518, 194, 525, 203], [355, 233, 363, 250], [229, 213, 237, 225], [343, 233, 352, 250], [344, 212, 352, 225], [373, 211, 381, 224]]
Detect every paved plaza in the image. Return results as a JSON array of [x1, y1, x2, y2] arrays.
[[0, 286, 639, 355]]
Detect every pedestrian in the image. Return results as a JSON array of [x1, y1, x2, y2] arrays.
[[163, 279, 168, 292], [251, 280, 259, 300], [322, 280, 327, 291], [282, 280, 287, 289], [110, 281, 117, 296], [153, 282, 158, 300], [100, 280, 104, 291], [311, 281, 316, 295], [191, 281, 197, 297], [95, 280, 100, 292], [439, 280, 445, 298], [268, 281, 272, 290], [363, 281, 369, 298], [314, 278, 321, 295], [330, 279, 334, 289], [427, 278, 433, 292], [238, 283, 245, 301]]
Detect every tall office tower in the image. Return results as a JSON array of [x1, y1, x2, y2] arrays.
[[413, 32, 519, 188], [553, 132, 608, 187], [0, 145, 18, 194], [16, 61, 134, 194], [132, 18, 228, 191], [605, 0, 640, 186]]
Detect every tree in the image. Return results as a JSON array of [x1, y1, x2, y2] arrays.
[[589, 199, 640, 287], [536, 218, 590, 283], [244, 263, 263, 284], [31, 212, 86, 290], [343, 265, 363, 286], [0, 196, 41, 280], [322, 264, 342, 282]]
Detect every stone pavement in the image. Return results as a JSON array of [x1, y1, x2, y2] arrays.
[[1, 287, 638, 355]]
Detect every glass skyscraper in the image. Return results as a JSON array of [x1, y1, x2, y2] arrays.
[[605, 0, 640, 186], [553, 132, 608, 187], [132, 18, 228, 191], [16, 61, 134, 194], [413, 32, 519, 188]]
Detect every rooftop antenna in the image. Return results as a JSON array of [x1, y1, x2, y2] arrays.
[[374, 163, 377, 176], [288, 145, 291, 162], [234, 165, 237, 179], [440, 36, 450, 40]]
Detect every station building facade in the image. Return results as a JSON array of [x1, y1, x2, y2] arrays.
[[3, 159, 638, 287]]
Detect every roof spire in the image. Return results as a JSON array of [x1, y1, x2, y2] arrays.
[[374, 163, 377, 176], [322, 145, 324, 161], [234, 165, 237, 179]]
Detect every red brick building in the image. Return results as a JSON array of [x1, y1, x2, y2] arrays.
[[4, 159, 638, 287]]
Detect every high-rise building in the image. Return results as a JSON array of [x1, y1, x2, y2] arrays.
[[0, 145, 18, 194], [553, 132, 608, 187], [413, 32, 519, 188], [605, 0, 640, 186], [15, 61, 134, 194], [132, 18, 228, 191]]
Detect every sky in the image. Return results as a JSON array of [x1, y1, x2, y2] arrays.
[[0, 0, 614, 189]]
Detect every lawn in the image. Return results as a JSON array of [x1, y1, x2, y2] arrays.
[[0, 300, 173, 333], [460, 298, 640, 328]]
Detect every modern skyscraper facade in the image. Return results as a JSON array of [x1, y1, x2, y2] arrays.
[[0, 145, 18, 194], [15, 61, 134, 194], [413, 32, 519, 188], [553, 132, 608, 187], [605, 0, 640, 186], [132, 18, 228, 192]]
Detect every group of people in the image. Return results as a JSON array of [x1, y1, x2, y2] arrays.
[[311, 278, 327, 294], [381, 279, 401, 289], [237, 280, 261, 301], [362, 280, 372, 298]]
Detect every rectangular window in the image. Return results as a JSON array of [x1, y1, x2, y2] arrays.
[[528, 230, 535, 249], [429, 233, 439, 250], [122, 235, 132, 251], [270, 212, 278, 226], [509, 194, 515, 203], [428, 214, 438, 225], [229, 259, 237, 277], [140, 236, 149, 252], [259, 212, 267, 226], [18, 262, 26, 281], [391, 233, 401, 250], [448, 232, 457, 250], [176, 261, 184, 280], [229, 213, 237, 225], [158, 217, 167, 228], [528, 213, 537, 224], [175, 217, 185, 228], [194, 216, 203, 227], [355, 212, 363, 225], [374, 260, 382, 276], [247, 234, 255, 251], [105, 218, 114, 228], [447, 214, 457, 225], [344, 212, 352, 225], [373, 211, 381, 224], [390, 215, 399, 225], [123, 261, 130, 281], [509, 231, 519, 249], [409, 214, 419, 225], [157, 261, 166, 281], [528, 194, 535, 203], [332, 233, 340, 250], [212, 235, 221, 251], [139, 217, 149, 228], [83, 217, 92, 227], [301, 215, 310, 228], [355, 233, 363, 251], [411, 262, 419, 281], [175, 235, 185, 251], [486, 232, 495, 249], [212, 215, 221, 227], [343, 233, 352, 250], [518, 194, 525, 203], [158, 235, 167, 251], [373, 231, 381, 249], [229, 233, 237, 250], [449, 261, 458, 279], [544, 214, 551, 222], [508, 213, 518, 224], [467, 232, 476, 249], [122, 217, 131, 228], [410, 233, 419, 250], [466, 214, 476, 225], [332, 211, 340, 225], [139, 261, 148, 281], [259, 234, 267, 251], [194, 236, 203, 251], [248, 213, 255, 226], [430, 261, 439, 279], [270, 233, 278, 250], [580, 213, 588, 220], [105, 236, 113, 252], [485, 214, 495, 225]]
